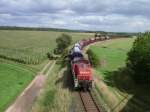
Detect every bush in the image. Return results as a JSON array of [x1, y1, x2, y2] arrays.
[[47, 52, 54, 60], [87, 49, 100, 67], [127, 32, 150, 83]]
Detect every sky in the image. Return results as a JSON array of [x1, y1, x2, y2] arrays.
[[0, 0, 150, 32]]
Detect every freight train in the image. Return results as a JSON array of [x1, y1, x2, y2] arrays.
[[69, 35, 110, 90]]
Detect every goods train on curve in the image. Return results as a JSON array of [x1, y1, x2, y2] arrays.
[[69, 34, 110, 90]]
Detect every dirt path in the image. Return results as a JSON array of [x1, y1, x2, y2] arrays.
[[5, 61, 55, 112], [40, 61, 52, 74], [45, 61, 56, 76]]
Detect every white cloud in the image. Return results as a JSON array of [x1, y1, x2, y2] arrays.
[[0, 0, 150, 32]]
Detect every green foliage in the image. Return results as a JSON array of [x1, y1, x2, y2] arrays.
[[47, 52, 53, 59], [55, 33, 72, 54], [56, 48, 69, 68], [87, 49, 100, 67], [127, 32, 150, 83], [0, 63, 33, 112]]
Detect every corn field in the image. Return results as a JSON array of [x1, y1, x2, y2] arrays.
[[0, 30, 93, 64], [0, 47, 51, 64]]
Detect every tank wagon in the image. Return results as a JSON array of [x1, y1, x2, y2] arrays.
[[69, 35, 110, 90]]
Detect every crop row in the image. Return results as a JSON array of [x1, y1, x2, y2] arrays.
[[0, 48, 51, 64]]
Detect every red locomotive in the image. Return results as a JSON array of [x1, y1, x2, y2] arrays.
[[71, 58, 93, 90], [69, 35, 110, 90]]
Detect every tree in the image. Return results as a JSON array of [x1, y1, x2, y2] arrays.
[[127, 32, 150, 83], [54, 33, 72, 54]]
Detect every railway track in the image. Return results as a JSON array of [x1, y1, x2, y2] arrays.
[[79, 91, 101, 112]]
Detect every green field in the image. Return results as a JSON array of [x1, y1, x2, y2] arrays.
[[90, 38, 150, 111], [0, 63, 33, 112], [90, 38, 134, 77], [0, 30, 93, 64]]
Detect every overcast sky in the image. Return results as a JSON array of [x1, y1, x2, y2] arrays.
[[0, 0, 150, 32]]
